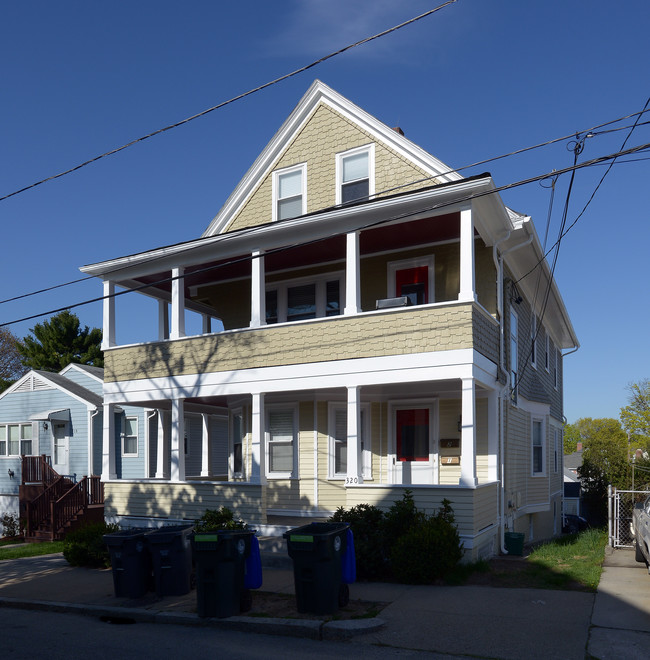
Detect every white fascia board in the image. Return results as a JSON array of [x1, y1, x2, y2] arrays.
[[103, 348, 497, 404], [81, 176, 502, 284], [202, 80, 462, 238], [0, 370, 100, 409]]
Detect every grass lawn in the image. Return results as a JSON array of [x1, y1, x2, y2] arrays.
[[0, 540, 64, 560], [460, 528, 607, 592]]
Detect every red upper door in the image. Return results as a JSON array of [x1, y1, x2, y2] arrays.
[[395, 266, 428, 305]]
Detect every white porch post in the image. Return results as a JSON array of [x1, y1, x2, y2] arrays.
[[344, 232, 360, 315], [458, 205, 477, 303], [346, 385, 363, 485], [250, 250, 266, 328], [171, 267, 185, 340], [102, 280, 115, 349], [158, 300, 169, 341], [250, 393, 266, 484], [170, 398, 185, 482], [202, 315, 212, 334], [155, 409, 170, 479], [102, 403, 116, 480], [200, 413, 212, 477], [487, 388, 499, 481], [460, 377, 478, 487]]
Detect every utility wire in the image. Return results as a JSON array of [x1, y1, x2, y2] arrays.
[[2, 104, 648, 308], [0, 1, 457, 205], [3, 138, 649, 329]]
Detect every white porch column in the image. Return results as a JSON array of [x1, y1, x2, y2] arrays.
[[170, 398, 185, 482], [458, 205, 477, 303], [102, 280, 116, 349], [250, 250, 266, 328], [155, 410, 170, 479], [158, 300, 169, 340], [344, 232, 360, 315], [200, 414, 212, 477], [460, 377, 478, 487], [346, 386, 363, 485], [487, 389, 499, 482], [202, 315, 212, 334], [171, 267, 185, 339], [250, 393, 266, 484], [102, 403, 117, 480]]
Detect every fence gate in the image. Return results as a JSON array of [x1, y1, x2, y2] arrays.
[[609, 488, 649, 548]]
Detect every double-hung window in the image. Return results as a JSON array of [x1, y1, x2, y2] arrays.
[[274, 164, 306, 221], [510, 310, 519, 403], [0, 423, 32, 456], [121, 417, 138, 457], [532, 418, 545, 475], [266, 273, 343, 324], [337, 145, 374, 204], [266, 407, 297, 478], [329, 404, 371, 479]]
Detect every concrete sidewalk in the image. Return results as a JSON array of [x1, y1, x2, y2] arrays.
[[0, 547, 649, 658]]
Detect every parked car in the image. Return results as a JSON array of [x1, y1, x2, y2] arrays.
[[632, 495, 650, 569], [562, 514, 589, 534]]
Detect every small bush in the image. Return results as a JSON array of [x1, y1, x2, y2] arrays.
[[194, 507, 248, 532], [63, 521, 119, 568], [330, 503, 386, 580], [1, 513, 22, 538], [390, 504, 463, 584]]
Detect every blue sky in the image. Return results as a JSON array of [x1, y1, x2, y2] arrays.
[[1, 0, 648, 423]]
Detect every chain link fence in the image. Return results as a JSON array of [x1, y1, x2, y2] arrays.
[[609, 488, 650, 548]]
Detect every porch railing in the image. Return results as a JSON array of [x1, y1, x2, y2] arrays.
[[25, 476, 71, 539], [21, 454, 58, 487], [51, 476, 104, 538]]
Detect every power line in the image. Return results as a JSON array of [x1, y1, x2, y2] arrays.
[[3, 138, 649, 329], [0, 1, 457, 205], [2, 104, 648, 308]]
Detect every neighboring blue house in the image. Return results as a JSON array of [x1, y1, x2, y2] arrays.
[[0, 364, 148, 539]]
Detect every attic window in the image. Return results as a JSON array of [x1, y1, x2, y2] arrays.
[[337, 145, 374, 205], [274, 164, 306, 221]]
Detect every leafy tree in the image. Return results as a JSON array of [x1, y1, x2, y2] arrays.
[[0, 327, 26, 392], [575, 417, 629, 523], [620, 379, 650, 452], [563, 423, 581, 454], [17, 311, 103, 371]]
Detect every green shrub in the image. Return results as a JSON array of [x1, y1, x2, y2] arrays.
[[194, 507, 248, 532], [382, 490, 427, 557], [63, 521, 119, 568], [330, 503, 386, 580], [1, 513, 22, 538], [390, 502, 463, 584]]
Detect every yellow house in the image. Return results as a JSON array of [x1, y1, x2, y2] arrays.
[[81, 81, 578, 560]]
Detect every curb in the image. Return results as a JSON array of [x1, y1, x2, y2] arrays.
[[0, 597, 385, 640]]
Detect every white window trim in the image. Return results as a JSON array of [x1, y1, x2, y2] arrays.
[[184, 416, 191, 457], [387, 256, 436, 303], [121, 416, 139, 458], [327, 402, 371, 480], [266, 271, 345, 323], [230, 408, 245, 479], [544, 332, 550, 372], [0, 422, 36, 458], [336, 144, 375, 205], [531, 416, 546, 477], [272, 163, 307, 223], [510, 309, 519, 404], [531, 314, 537, 370], [553, 344, 559, 390], [552, 426, 560, 474], [265, 404, 298, 479]]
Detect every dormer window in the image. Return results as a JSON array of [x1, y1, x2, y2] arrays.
[[273, 164, 306, 222], [337, 145, 374, 205]]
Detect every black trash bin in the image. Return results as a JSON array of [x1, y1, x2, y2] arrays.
[[146, 524, 194, 597], [283, 522, 352, 615], [193, 530, 258, 618], [103, 529, 152, 599]]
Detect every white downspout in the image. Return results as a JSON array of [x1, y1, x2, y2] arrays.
[[494, 227, 533, 554]]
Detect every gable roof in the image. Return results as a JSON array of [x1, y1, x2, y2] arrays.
[[202, 80, 462, 237], [59, 363, 104, 383], [0, 369, 102, 409]]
